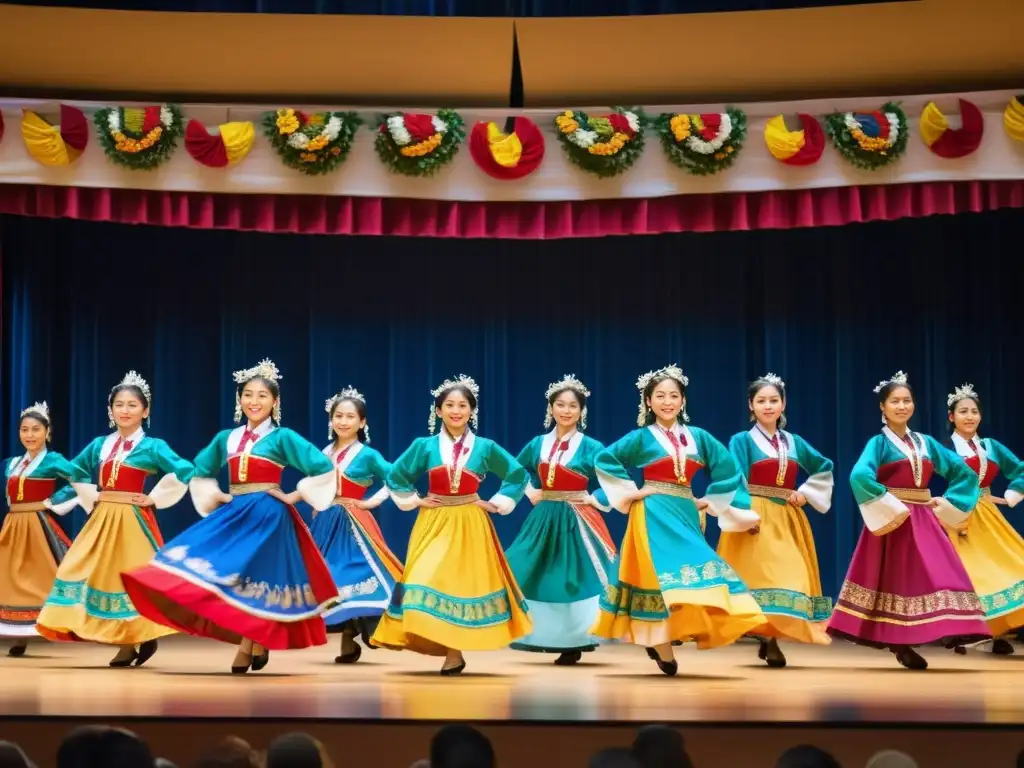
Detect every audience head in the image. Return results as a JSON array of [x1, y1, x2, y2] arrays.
[[429, 725, 495, 768], [56, 726, 153, 768], [266, 733, 333, 768], [631, 725, 694, 768], [589, 747, 641, 768], [0, 741, 35, 768], [865, 751, 918, 768], [775, 744, 841, 768], [195, 737, 260, 768]]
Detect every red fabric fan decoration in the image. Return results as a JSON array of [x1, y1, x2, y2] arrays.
[[469, 117, 545, 180], [920, 99, 984, 159], [185, 119, 255, 168]]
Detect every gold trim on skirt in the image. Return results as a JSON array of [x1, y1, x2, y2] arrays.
[[746, 484, 793, 499], [333, 496, 364, 506], [887, 487, 931, 504], [97, 491, 150, 505], [425, 493, 481, 506], [539, 490, 588, 502], [980, 487, 991, 497], [230, 483, 281, 495], [7, 502, 47, 513], [644, 481, 693, 499]]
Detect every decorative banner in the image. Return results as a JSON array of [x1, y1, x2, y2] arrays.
[[375, 110, 466, 177], [94, 104, 184, 171], [655, 108, 746, 176], [555, 107, 644, 178], [824, 102, 908, 170], [20, 104, 89, 167], [919, 99, 984, 159], [764, 113, 825, 166], [469, 118, 545, 180], [263, 109, 360, 176], [1004, 96, 1024, 143], [185, 119, 255, 168]]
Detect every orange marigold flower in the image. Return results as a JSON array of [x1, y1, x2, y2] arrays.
[[299, 152, 319, 163], [400, 133, 443, 157], [307, 135, 329, 151]]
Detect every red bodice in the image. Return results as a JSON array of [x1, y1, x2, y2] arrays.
[[227, 455, 283, 485], [536, 463, 589, 492], [99, 462, 149, 493], [337, 474, 369, 500], [6, 476, 57, 504], [749, 459, 800, 490], [427, 465, 482, 495], [643, 456, 702, 486], [878, 458, 933, 489], [965, 454, 1000, 488]]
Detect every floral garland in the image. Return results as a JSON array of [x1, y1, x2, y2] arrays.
[[94, 104, 184, 170], [824, 102, 908, 170], [655, 108, 746, 176], [263, 109, 360, 176], [375, 110, 466, 177], [554, 107, 644, 178]]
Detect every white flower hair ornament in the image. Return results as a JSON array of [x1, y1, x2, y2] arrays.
[[544, 374, 591, 430], [947, 383, 979, 408], [21, 401, 52, 441], [233, 358, 282, 424], [872, 370, 909, 394], [636, 364, 689, 427], [325, 386, 369, 442], [109, 371, 152, 428], [429, 374, 480, 434]]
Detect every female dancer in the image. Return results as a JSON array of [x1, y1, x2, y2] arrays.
[[1, 403, 80, 656], [311, 387, 403, 664], [122, 359, 339, 673], [371, 374, 531, 675], [36, 372, 194, 667], [593, 364, 765, 676], [717, 374, 834, 668], [945, 383, 1024, 654], [827, 371, 990, 669], [506, 375, 616, 666]]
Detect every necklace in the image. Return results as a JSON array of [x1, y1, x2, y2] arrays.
[[545, 430, 575, 488]]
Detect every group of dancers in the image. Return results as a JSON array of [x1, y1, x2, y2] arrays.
[[2, 361, 1022, 676]]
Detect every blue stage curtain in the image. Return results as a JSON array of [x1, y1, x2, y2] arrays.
[[1, 210, 1020, 600], [17, 1, 913, 17]]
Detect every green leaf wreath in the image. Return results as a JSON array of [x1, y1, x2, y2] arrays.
[[374, 109, 466, 177], [554, 107, 645, 179], [655, 108, 747, 176], [94, 104, 184, 171], [824, 102, 909, 170], [262, 109, 361, 176]]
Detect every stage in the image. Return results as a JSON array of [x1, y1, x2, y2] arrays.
[[1, 635, 1023, 767]]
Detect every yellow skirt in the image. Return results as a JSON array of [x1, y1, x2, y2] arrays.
[[592, 495, 765, 649], [717, 496, 832, 644], [36, 501, 177, 645], [0, 510, 71, 636], [947, 497, 1024, 635], [371, 502, 532, 656]]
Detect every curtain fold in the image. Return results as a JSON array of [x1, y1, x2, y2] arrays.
[[3, 211, 1022, 600]]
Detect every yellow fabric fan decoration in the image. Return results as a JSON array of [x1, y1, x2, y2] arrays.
[[20, 105, 89, 166], [1004, 96, 1024, 143]]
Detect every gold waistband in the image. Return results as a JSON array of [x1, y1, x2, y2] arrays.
[[644, 481, 694, 499], [98, 491, 150, 505], [426, 493, 480, 506], [886, 487, 931, 504], [539, 490, 588, 502], [7, 502, 46, 513], [980, 487, 991, 497], [230, 483, 280, 495], [333, 496, 364, 506], [746, 484, 793, 499]]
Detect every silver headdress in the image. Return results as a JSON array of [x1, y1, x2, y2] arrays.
[[233, 358, 282, 424], [544, 374, 591, 430], [947, 383, 979, 408], [759, 372, 785, 389], [325, 386, 369, 443], [872, 370, 909, 394], [109, 371, 152, 428], [21, 401, 52, 441], [636, 364, 689, 427], [429, 374, 480, 434]]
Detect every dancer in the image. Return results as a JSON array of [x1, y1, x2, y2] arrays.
[[371, 374, 531, 675], [827, 371, 990, 669], [121, 359, 339, 674], [1, 402, 81, 656], [945, 383, 1024, 654], [312, 387, 403, 664], [717, 374, 834, 668], [593, 364, 765, 676], [36, 372, 194, 667], [506, 374, 616, 665]]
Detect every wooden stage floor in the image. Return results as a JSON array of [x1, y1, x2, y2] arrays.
[[2, 635, 1024, 725]]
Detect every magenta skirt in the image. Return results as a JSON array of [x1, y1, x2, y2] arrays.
[[827, 503, 990, 649]]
